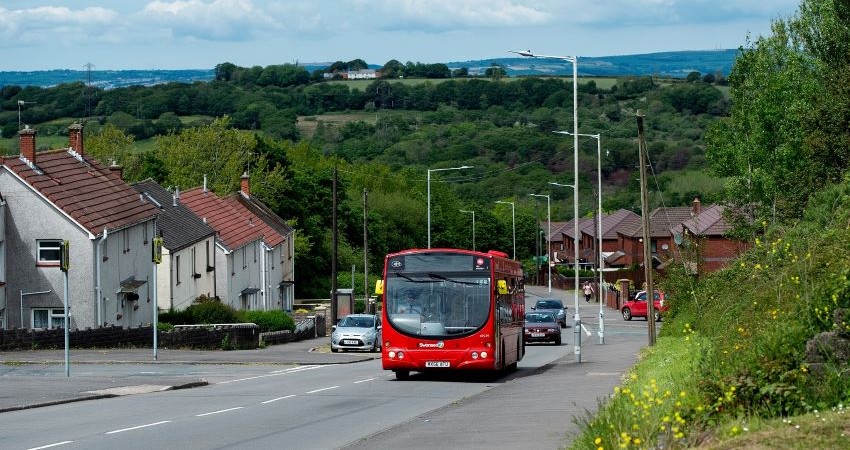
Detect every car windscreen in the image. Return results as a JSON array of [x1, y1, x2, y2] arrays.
[[339, 316, 374, 328], [525, 313, 555, 323], [535, 300, 563, 309]]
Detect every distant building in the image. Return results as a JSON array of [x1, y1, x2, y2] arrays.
[[345, 69, 379, 79]]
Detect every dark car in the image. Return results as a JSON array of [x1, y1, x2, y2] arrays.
[[621, 290, 668, 322], [532, 298, 567, 327], [524, 312, 562, 345]]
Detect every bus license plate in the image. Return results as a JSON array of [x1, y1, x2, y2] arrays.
[[343, 340, 358, 345], [425, 361, 450, 368]]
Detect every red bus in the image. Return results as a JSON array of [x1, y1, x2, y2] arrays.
[[377, 248, 525, 380]]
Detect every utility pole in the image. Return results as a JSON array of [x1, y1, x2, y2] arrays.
[[636, 111, 656, 345], [331, 167, 338, 326], [363, 187, 369, 313]]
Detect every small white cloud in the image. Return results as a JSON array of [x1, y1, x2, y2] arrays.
[[353, 0, 553, 31]]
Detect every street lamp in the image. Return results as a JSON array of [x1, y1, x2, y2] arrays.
[[556, 131, 605, 344], [494, 200, 516, 259], [427, 165, 473, 248], [513, 49, 581, 362], [459, 209, 475, 251], [528, 193, 551, 294]]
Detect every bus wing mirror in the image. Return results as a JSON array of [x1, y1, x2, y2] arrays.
[[374, 280, 384, 295], [497, 280, 508, 295]]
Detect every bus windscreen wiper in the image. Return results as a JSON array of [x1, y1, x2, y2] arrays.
[[427, 273, 480, 286], [394, 272, 439, 283]]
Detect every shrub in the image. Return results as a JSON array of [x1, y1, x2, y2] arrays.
[[157, 322, 174, 332], [159, 308, 192, 325], [238, 310, 295, 332], [186, 299, 240, 324], [354, 299, 365, 313]]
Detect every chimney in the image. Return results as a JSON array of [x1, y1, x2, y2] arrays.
[[19, 126, 36, 162], [68, 123, 84, 155], [241, 172, 250, 197], [109, 160, 123, 180], [692, 198, 701, 216]]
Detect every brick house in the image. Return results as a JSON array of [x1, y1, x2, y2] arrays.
[[669, 202, 750, 273], [616, 205, 694, 268], [0, 125, 159, 330], [579, 209, 641, 267]]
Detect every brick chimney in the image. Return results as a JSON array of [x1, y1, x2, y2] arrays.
[[109, 160, 123, 180], [68, 123, 84, 155], [19, 126, 36, 162], [240, 172, 250, 197], [692, 198, 701, 216]]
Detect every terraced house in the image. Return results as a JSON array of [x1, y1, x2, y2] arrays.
[[181, 174, 295, 312], [0, 125, 159, 330]]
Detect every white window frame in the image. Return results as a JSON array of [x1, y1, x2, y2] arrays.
[[32, 308, 67, 329], [37, 239, 62, 263]]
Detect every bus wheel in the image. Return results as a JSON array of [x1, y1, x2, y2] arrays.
[[394, 370, 410, 380]]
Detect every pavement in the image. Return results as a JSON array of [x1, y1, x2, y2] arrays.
[[0, 286, 650, 448]]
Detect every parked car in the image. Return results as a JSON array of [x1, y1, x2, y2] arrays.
[[532, 298, 567, 327], [331, 314, 382, 352], [621, 290, 667, 322], [524, 312, 562, 345]]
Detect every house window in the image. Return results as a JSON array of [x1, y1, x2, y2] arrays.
[[32, 308, 67, 329], [281, 239, 286, 264], [176, 255, 181, 284], [37, 240, 62, 264], [205, 240, 211, 271], [143, 222, 149, 245], [191, 247, 197, 277]]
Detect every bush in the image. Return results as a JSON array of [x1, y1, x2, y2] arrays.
[[158, 308, 192, 325], [157, 322, 174, 332], [186, 298, 240, 324], [238, 310, 295, 332]]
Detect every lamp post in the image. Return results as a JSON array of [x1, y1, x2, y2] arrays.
[[495, 200, 516, 259], [427, 165, 473, 248], [528, 193, 551, 294], [556, 131, 605, 344], [459, 209, 475, 250], [513, 49, 581, 362]]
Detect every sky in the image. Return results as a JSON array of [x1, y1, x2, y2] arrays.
[[0, 0, 802, 71]]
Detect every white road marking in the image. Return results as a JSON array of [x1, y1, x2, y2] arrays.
[[105, 421, 171, 434], [262, 394, 296, 404], [196, 407, 244, 417], [27, 442, 74, 450], [219, 365, 322, 384], [353, 377, 376, 384], [581, 324, 592, 336], [306, 386, 339, 394]]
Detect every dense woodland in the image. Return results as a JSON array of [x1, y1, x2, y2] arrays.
[[0, 61, 730, 298]]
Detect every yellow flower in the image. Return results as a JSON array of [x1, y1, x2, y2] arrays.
[[595, 437, 602, 445]]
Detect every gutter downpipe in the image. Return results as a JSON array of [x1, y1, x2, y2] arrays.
[[95, 228, 107, 326]]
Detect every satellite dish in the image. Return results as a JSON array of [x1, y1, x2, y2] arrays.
[[673, 233, 682, 246]]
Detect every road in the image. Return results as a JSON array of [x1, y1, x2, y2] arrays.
[[0, 338, 573, 449]]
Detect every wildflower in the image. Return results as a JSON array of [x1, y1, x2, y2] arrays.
[[594, 437, 602, 445]]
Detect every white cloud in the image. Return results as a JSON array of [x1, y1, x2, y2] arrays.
[[140, 0, 282, 41], [0, 6, 117, 45], [352, 0, 553, 31]]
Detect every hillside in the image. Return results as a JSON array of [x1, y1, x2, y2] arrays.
[[0, 49, 737, 88]]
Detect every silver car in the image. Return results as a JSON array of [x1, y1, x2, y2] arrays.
[[331, 314, 382, 352]]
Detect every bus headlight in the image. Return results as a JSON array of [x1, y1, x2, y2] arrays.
[[388, 351, 396, 358], [471, 352, 479, 359], [481, 351, 488, 358]]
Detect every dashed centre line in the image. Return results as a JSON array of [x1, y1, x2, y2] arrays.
[[27, 442, 74, 450], [305, 386, 339, 394], [353, 377, 376, 384], [196, 407, 244, 417], [106, 421, 171, 434], [262, 394, 296, 404]]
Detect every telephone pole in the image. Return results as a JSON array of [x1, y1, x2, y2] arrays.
[[363, 187, 369, 312], [636, 111, 656, 345]]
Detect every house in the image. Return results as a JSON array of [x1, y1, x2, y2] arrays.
[[616, 205, 694, 268], [550, 218, 595, 267], [345, 69, 379, 79], [579, 209, 641, 267], [132, 179, 216, 312], [0, 124, 159, 330], [181, 174, 294, 312], [669, 202, 750, 273]]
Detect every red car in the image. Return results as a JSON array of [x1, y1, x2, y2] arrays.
[[621, 290, 667, 322]]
